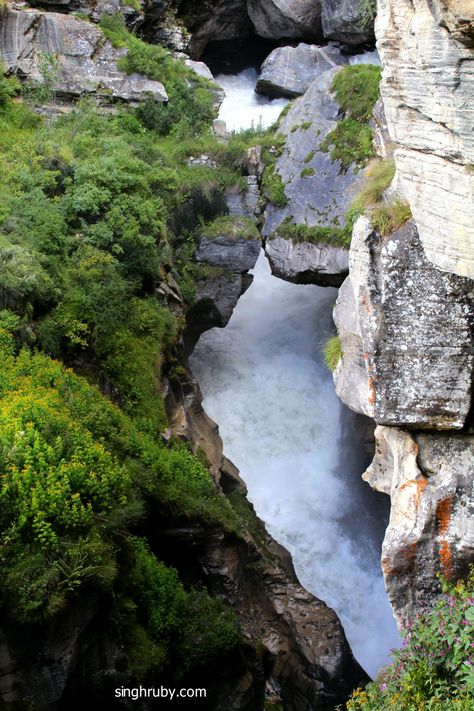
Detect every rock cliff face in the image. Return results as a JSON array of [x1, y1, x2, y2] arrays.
[[334, 218, 474, 429], [321, 0, 374, 45], [332, 0, 474, 627], [0, 8, 168, 105], [247, 0, 323, 42], [376, 0, 474, 279]]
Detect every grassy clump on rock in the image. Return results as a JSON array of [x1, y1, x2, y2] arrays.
[[273, 219, 351, 248], [321, 64, 382, 170], [323, 335, 342, 372], [201, 215, 260, 241]]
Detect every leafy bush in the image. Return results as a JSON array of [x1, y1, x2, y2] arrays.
[[347, 569, 474, 710], [324, 336, 342, 372], [0, 62, 19, 107]]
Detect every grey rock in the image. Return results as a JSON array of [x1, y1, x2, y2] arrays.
[[256, 43, 347, 99], [178, 0, 253, 58], [364, 426, 474, 628], [265, 236, 348, 286], [376, 0, 474, 278], [247, 0, 323, 41], [263, 68, 365, 237], [0, 9, 167, 106], [184, 58, 213, 80], [334, 217, 474, 429], [195, 235, 261, 272], [333, 276, 373, 415], [370, 98, 395, 160], [321, 0, 375, 45], [154, 24, 190, 52]]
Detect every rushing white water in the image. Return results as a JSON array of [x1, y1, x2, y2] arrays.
[[216, 68, 288, 132], [190, 254, 400, 678]]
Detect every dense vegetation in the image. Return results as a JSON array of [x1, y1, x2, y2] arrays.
[[347, 570, 474, 710], [321, 64, 382, 169], [0, 30, 265, 683]]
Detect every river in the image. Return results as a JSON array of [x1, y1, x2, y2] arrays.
[[190, 63, 399, 679]]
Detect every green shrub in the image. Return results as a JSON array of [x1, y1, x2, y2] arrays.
[[347, 569, 474, 710], [261, 166, 287, 207], [0, 62, 19, 107], [300, 167, 315, 178], [331, 64, 382, 121], [323, 335, 342, 372]]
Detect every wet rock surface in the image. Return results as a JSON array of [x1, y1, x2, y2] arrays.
[[256, 42, 347, 99], [0, 8, 168, 106], [334, 218, 474, 429]]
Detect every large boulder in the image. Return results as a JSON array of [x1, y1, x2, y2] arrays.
[[256, 43, 347, 99], [265, 235, 348, 286], [376, 0, 474, 278], [263, 68, 365, 237], [247, 0, 323, 41], [321, 0, 375, 45], [333, 217, 474, 429], [364, 426, 474, 628], [0, 9, 167, 106]]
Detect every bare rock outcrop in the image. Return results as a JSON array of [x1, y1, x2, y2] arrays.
[[0, 8, 167, 106], [376, 0, 474, 278], [363, 426, 474, 628], [247, 0, 323, 41], [256, 42, 347, 99], [265, 235, 348, 287], [333, 217, 474, 429], [263, 68, 365, 237], [321, 0, 374, 45]]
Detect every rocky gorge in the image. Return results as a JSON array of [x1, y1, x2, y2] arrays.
[[0, 0, 473, 709]]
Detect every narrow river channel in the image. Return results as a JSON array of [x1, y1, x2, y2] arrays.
[[191, 65, 399, 678]]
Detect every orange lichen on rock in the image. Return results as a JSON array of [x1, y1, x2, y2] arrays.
[[436, 498, 453, 579], [436, 497, 452, 535], [439, 540, 452, 580], [368, 377, 375, 404], [397, 477, 428, 511]]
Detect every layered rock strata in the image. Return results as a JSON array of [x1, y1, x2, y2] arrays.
[[376, 0, 474, 279]]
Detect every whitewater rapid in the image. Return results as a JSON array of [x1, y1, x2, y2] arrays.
[[190, 255, 400, 677], [215, 68, 288, 132]]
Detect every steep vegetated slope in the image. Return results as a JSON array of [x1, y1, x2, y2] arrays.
[[0, 5, 367, 710]]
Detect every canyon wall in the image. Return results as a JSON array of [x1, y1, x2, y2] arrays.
[[333, 0, 474, 627]]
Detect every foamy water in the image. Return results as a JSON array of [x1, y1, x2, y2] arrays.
[[190, 254, 400, 678], [216, 68, 288, 132]]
